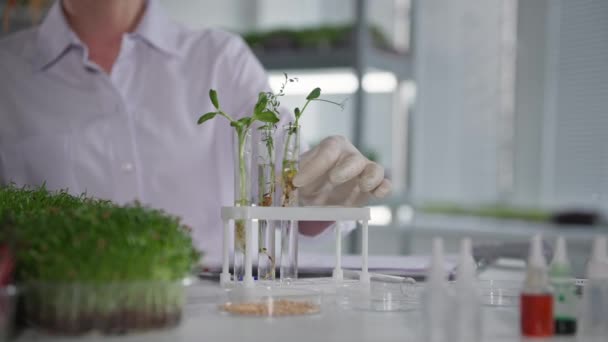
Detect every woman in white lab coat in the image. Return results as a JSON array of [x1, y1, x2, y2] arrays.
[[0, 0, 391, 256]]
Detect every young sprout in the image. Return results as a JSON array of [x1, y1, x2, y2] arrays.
[[0, 185, 199, 334], [197, 89, 280, 252], [256, 73, 298, 207], [281, 87, 346, 206]]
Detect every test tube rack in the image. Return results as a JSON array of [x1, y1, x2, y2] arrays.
[[220, 206, 372, 287]]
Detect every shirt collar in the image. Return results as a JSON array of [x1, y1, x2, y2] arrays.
[[35, 0, 181, 70], [34, 1, 81, 70], [132, 0, 183, 57]]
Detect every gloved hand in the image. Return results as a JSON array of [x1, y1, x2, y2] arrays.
[[292, 136, 392, 207]]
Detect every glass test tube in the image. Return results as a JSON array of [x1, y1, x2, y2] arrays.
[[280, 124, 300, 282], [233, 129, 252, 281], [256, 126, 276, 281]]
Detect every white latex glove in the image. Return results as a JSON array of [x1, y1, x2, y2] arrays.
[[292, 136, 392, 207]]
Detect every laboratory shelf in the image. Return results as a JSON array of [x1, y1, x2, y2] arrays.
[[254, 48, 412, 80], [404, 213, 608, 242]]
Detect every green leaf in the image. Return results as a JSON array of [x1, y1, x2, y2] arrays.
[[294, 107, 301, 120], [239, 117, 254, 128], [306, 87, 321, 100], [254, 93, 268, 115], [232, 117, 253, 130], [197, 112, 216, 125], [255, 110, 280, 124], [209, 89, 219, 109]]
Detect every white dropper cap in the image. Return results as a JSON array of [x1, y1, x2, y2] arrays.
[[587, 236, 608, 279], [524, 234, 549, 289], [427, 237, 446, 284], [456, 238, 477, 284], [550, 236, 570, 268], [591, 236, 607, 262], [528, 234, 547, 269]]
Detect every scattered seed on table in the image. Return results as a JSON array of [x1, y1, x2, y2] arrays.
[[221, 300, 319, 316]]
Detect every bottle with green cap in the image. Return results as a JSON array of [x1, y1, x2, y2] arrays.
[[549, 236, 577, 335]]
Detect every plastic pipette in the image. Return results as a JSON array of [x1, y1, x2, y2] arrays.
[[451, 238, 482, 342], [422, 238, 450, 342], [578, 236, 608, 341], [586, 236, 608, 278]]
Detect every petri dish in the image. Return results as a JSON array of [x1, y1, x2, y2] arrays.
[[403, 279, 523, 308], [338, 281, 419, 312], [219, 286, 322, 317], [476, 280, 522, 307]]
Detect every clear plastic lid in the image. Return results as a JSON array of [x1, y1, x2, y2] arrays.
[[22, 281, 185, 335], [476, 280, 522, 307], [338, 281, 420, 312]]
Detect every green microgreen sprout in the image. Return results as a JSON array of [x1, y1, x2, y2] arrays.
[[281, 87, 346, 206], [257, 73, 298, 207], [197, 89, 280, 253], [0, 184, 199, 334]]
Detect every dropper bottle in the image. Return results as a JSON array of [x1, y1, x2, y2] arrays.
[[422, 237, 451, 342], [520, 234, 554, 337], [549, 236, 576, 335], [586, 236, 607, 277], [451, 238, 482, 342], [578, 236, 608, 341]]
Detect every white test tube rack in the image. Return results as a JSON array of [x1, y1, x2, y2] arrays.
[[220, 206, 372, 287]]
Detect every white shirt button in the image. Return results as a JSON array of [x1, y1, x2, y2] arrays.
[[121, 162, 134, 172]]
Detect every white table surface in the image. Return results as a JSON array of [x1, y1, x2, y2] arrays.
[[18, 268, 582, 342]]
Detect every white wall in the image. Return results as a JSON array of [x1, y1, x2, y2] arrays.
[[541, 0, 608, 210], [411, 0, 515, 205]]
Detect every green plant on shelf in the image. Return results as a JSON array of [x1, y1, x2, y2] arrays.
[[420, 202, 551, 222], [243, 24, 394, 53]]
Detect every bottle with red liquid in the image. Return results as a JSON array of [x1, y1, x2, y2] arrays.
[[520, 234, 554, 338]]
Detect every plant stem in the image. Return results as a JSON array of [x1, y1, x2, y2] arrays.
[[218, 110, 235, 123], [235, 129, 249, 252], [237, 130, 248, 207], [267, 138, 276, 199]]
